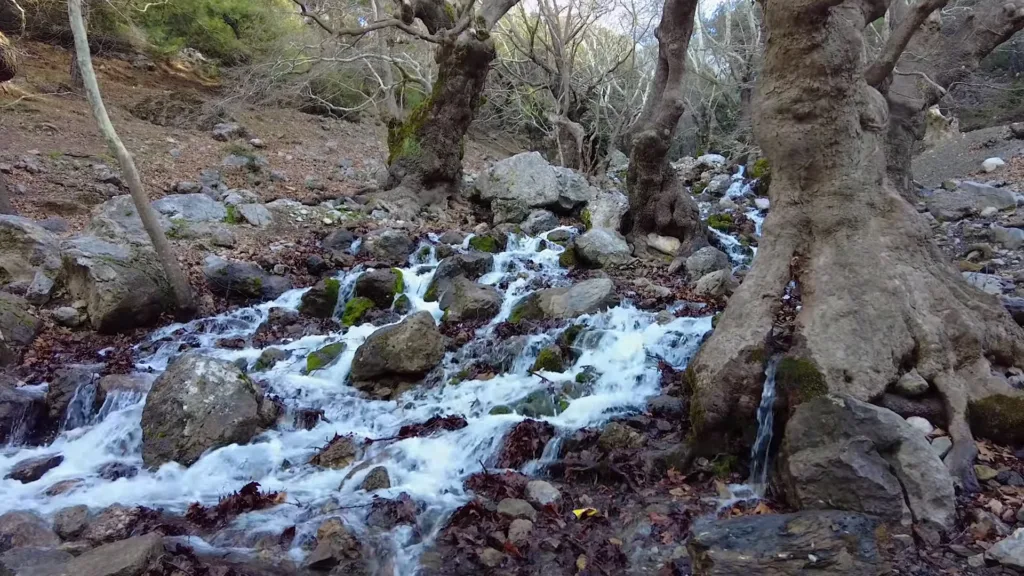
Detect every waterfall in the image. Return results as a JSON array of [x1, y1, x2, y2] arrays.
[[748, 356, 781, 493]]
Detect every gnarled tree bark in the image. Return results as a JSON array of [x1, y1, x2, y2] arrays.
[[624, 0, 705, 257], [687, 0, 1024, 493]]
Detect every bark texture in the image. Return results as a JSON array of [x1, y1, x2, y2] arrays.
[[68, 0, 196, 318], [687, 0, 1024, 492], [884, 0, 1024, 196], [624, 0, 704, 257], [0, 30, 15, 83]]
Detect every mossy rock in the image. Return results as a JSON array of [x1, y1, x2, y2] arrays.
[[224, 204, 241, 224], [692, 181, 707, 195], [531, 346, 564, 373], [307, 342, 346, 373], [254, 348, 289, 372], [580, 209, 592, 230], [299, 278, 341, 319], [707, 213, 734, 232], [710, 454, 739, 479], [558, 245, 578, 268], [575, 366, 599, 384], [516, 389, 557, 418], [508, 294, 544, 324], [393, 293, 411, 314], [969, 395, 1024, 445], [392, 268, 404, 293], [750, 157, 771, 179], [776, 357, 828, 407], [468, 234, 500, 253], [341, 297, 375, 327], [489, 405, 512, 415]]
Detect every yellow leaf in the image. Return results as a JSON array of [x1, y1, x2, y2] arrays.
[[576, 554, 587, 572], [753, 502, 773, 515], [573, 508, 599, 519]]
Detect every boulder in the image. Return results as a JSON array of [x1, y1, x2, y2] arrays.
[[25, 271, 55, 305], [706, 174, 732, 196], [237, 203, 272, 227], [510, 278, 618, 323], [360, 466, 391, 491], [62, 235, 173, 333], [987, 528, 1024, 569], [80, 504, 141, 544], [693, 270, 737, 298], [574, 228, 631, 267], [86, 196, 168, 244], [993, 225, 1024, 250], [152, 194, 227, 223], [45, 364, 99, 428], [53, 505, 89, 540], [0, 293, 41, 365], [552, 166, 597, 210], [780, 395, 955, 531], [646, 234, 681, 256], [354, 268, 402, 308], [520, 210, 559, 235], [310, 435, 360, 469], [476, 152, 561, 218], [438, 277, 502, 323], [299, 278, 341, 319], [688, 511, 884, 576], [0, 215, 61, 286], [322, 229, 357, 253], [0, 382, 46, 445], [598, 422, 645, 451], [0, 546, 73, 574], [349, 312, 444, 398], [363, 229, 412, 266], [52, 306, 86, 328], [202, 255, 292, 302], [58, 532, 164, 576], [0, 511, 60, 549], [5, 454, 63, 483], [584, 189, 629, 231], [424, 252, 494, 302], [925, 181, 1017, 221], [212, 122, 247, 141], [685, 247, 730, 279], [141, 353, 278, 467]]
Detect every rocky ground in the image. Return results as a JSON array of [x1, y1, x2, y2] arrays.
[[1, 42, 1024, 576]]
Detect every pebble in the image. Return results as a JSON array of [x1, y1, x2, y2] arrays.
[[997, 470, 1024, 487], [976, 465, 999, 481], [981, 206, 999, 217], [478, 548, 504, 568], [525, 480, 561, 507], [929, 436, 952, 459], [905, 416, 934, 435]]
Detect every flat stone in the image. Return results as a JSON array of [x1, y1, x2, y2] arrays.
[[59, 532, 164, 576], [930, 436, 952, 459], [976, 465, 999, 481], [905, 416, 934, 436], [507, 519, 533, 544], [5, 453, 63, 483], [496, 498, 536, 521], [895, 370, 929, 397], [525, 480, 561, 507], [987, 528, 1024, 569]]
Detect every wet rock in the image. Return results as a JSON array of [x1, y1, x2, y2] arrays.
[[425, 252, 494, 302], [0, 546, 72, 573], [0, 215, 62, 286], [598, 422, 645, 451], [363, 229, 412, 266], [0, 293, 41, 365], [81, 504, 141, 544], [366, 493, 419, 530], [574, 228, 631, 267], [688, 511, 883, 576], [693, 270, 737, 298], [5, 454, 63, 483], [96, 462, 138, 481], [520, 210, 559, 236], [212, 122, 247, 141], [44, 478, 84, 496], [354, 268, 402, 308], [62, 235, 173, 333], [304, 517, 368, 573], [510, 278, 618, 323], [237, 203, 272, 228], [45, 365, 99, 428], [0, 511, 60, 549], [988, 527, 1024, 569], [141, 353, 277, 467], [685, 247, 730, 280], [0, 382, 46, 445], [497, 498, 537, 521], [61, 532, 163, 576], [202, 255, 292, 302], [895, 370, 929, 397], [25, 271, 55, 305], [647, 395, 686, 418], [53, 505, 89, 541], [780, 395, 955, 531], [95, 374, 152, 409], [585, 189, 629, 231], [495, 420, 555, 469], [349, 312, 444, 398], [254, 348, 290, 372], [525, 480, 560, 507], [310, 435, 360, 469], [926, 181, 1016, 220], [706, 174, 732, 196], [360, 466, 390, 491], [322, 229, 356, 253], [299, 277, 341, 318], [439, 277, 502, 323]]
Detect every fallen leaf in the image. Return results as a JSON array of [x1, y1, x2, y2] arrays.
[[576, 554, 587, 572], [573, 508, 600, 519], [753, 502, 774, 515]]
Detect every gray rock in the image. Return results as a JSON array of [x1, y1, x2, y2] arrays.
[[5, 454, 63, 483], [299, 278, 342, 319], [575, 228, 631, 267], [363, 229, 412, 266], [360, 466, 391, 491], [349, 312, 444, 398], [987, 528, 1024, 569], [895, 370, 929, 397], [476, 152, 561, 214], [237, 204, 272, 228], [45, 365, 99, 427], [140, 353, 278, 467], [962, 271, 1005, 295], [646, 233, 681, 256], [930, 436, 953, 459], [780, 395, 955, 531], [598, 422, 645, 451], [688, 511, 884, 576], [607, 149, 629, 173], [685, 247, 730, 280], [647, 395, 686, 418], [507, 518, 533, 544], [202, 255, 292, 302], [53, 505, 89, 540], [906, 416, 934, 436], [37, 218, 69, 234], [525, 480, 560, 507], [62, 235, 173, 333], [354, 268, 401, 309], [221, 189, 259, 205], [438, 231, 465, 245], [706, 173, 732, 196], [511, 278, 618, 322], [86, 196, 169, 244], [520, 210, 559, 235], [212, 122, 247, 141], [585, 189, 629, 231], [152, 194, 227, 223], [304, 517, 368, 572], [926, 181, 1017, 220], [438, 277, 502, 324], [0, 383, 46, 445], [496, 498, 537, 521], [52, 307, 85, 328], [60, 532, 163, 576], [693, 270, 737, 298], [0, 511, 60, 549], [174, 181, 202, 194], [0, 215, 62, 285], [25, 271, 55, 305], [322, 229, 356, 253], [478, 548, 505, 568], [993, 225, 1024, 249], [0, 546, 72, 574], [424, 252, 494, 302], [210, 228, 236, 247], [0, 293, 42, 365], [552, 166, 597, 210]]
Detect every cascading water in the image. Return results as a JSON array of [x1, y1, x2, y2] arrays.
[[747, 356, 781, 492], [0, 226, 714, 574]]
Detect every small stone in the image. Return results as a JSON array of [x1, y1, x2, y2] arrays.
[[525, 480, 561, 507], [981, 206, 999, 217], [54, 505, 89, 540], [754, 197, 770, 210], [997, 470, 1024, 487], [976, 464, 999, 481], [496, 498, 537, 521], [5, 454, 64, 483], [905, 416, 934, 436], [983, 157, 1006, 172], [249, 138, 265, 148], [507, 519, 533, 544], [894, 370, 929, 397], [360, 466, 391, 491], [967, 554, 986, 568], [25, 271, 54, 305], [211, 228, 236, 247], [478, 547, 505, 568], [930, 436, 952, 458], [53, 307, 85, 328]]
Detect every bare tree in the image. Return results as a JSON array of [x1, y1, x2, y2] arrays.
[[68, 0, 196, 318], [624, 0, 703, 256], [0, 0, 24, 215], [687, 0, 1024, 493]]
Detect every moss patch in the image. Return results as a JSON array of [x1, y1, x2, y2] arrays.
[[307, 342, 346, 372], [341, 297, 375, 327], [969, 395, 1024, 445], [489, 405, 512, 415], [392, 268, 405, 294], [531, 346, 564, 372], [558, 246, 578, 268], [224, 204, 241, 224], [750, 157, 770, 179], [710, 454, 739, 478], [424, 280, 439, 302], [707, 213, 733, 232], [776, 357, 828, 407], [509, 295, 543, 324], [393, 293, 411, 313], [581, 209, 592, 230], [692, 181, 707, 195], [468, 235, 499, 253]]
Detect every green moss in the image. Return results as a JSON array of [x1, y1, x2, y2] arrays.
[[580, 208, 592, 230], [167, 217, 189, 239], [776, 357, 828, 406], [393, 293, 411, 313], [489, 405, 512, 415], [443, 1, 457, 21], [575, 366, 599, 384], [750, 157, 771, 179], [692, 181, 707, 195], [969, 395, 1024, 445], [557, 397, 570, 413], [324, 277, 340, 302], [224, 204, 241, 224], [306, 342, 346, 372], [417, 245, 431, 260], [424, 280, 439, 303], [711, 312, 721, 328], [707, 213, 733, 232], [468, 235, 499, 253], [392, 268, 404, 293], [710, 454, 739, 478], [387, 85, 435, 164], [508, 295, 542, 324], [559, 324, 584, 350], [341, 297, 375, 327], [531, 346, 564, 372], [558, 246, 578, 268]]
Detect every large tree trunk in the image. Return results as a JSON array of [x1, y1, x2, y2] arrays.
[[624, 0, 704, 257], [68, 0, 196, 319], [0, 30, 15, 83], [687, 0, 1024, 492], [883, 0, 1024, 197]]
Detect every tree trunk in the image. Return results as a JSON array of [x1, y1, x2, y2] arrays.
[[70, 0, 88, 90], [68, 0, 196, 319], [0, 173, 15, 215], [0, 30, 15, 83], [624, 0, 703, 257], [687, 0, 1024, 493]]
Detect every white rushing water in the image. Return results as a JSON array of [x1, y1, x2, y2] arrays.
[[0, 227, 714, 573]]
